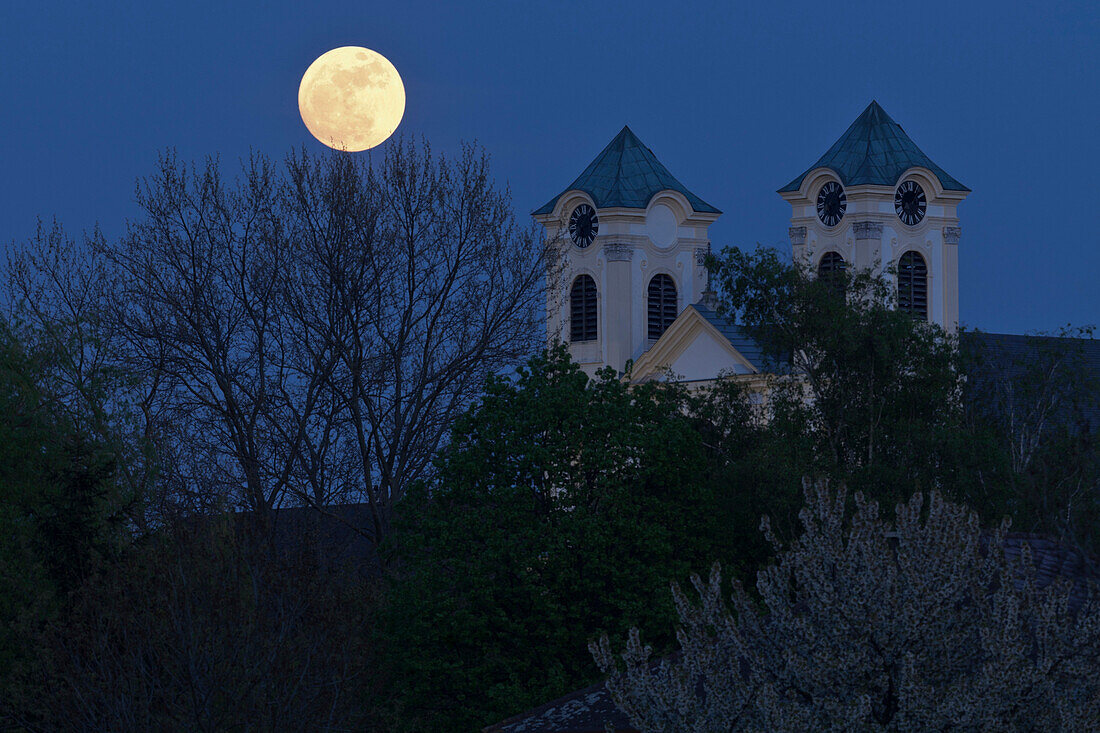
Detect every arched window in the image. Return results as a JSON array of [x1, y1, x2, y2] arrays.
[[817, 251, 847, 292], [647, 274, 678, 340], [897, 251, 928, 321], [569, 275, 597, 342]]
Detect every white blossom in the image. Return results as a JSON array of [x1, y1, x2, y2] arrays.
[[591, 483, 1100, 731]]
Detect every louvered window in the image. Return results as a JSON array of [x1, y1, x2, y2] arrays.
[[569, 275, 597, 342], [647, 274, 678, 340], [817, 251, 847, 292], [897, 251, 928, 321]]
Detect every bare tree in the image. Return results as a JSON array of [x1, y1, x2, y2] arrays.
[[281, 140, 551, 540], [71, 140, 550, 542], [98, 152, 306, 519], [963, 329, 1100, 555]]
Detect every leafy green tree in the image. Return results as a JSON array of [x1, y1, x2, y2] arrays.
[[706, 246, 1007, 517], [686, 373, 805, 578], [0, 320, 124, 688], [0, 322, 55, 681], [381, 347, 733, 731], [593, 484, 1100, 731]]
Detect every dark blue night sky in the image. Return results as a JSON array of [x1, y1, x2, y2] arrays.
[[2, 1, 1097, 333]]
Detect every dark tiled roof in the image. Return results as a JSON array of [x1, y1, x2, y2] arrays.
[[1000, 533, 1100, 611], [487, 533, 1099, 733], [533, 126, 720, 216], [689, 303, 778, 373], [961, 331, 1100, 433], [482, 680, 632, 733], [779, 101, 968, 193]]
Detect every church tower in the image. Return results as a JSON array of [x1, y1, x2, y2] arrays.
[[778, 101, 969, 332], [532, 126, 721, 376]]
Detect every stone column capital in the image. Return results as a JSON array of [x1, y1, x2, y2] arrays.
[[853, 221, 884, 240], [943, 226, 961, 245], [788, 226, 807, 246], [694, 244, 711, 266]]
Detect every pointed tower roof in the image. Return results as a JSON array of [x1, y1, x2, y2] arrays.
[[533, 126, 720, 215], [778, 101, 968, 193]]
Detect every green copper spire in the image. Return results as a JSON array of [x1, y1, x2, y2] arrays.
[[779, 101, 968, 193], [533, 126, 720, 216]]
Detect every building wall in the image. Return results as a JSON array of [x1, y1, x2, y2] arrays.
[[536, 190, 718, 376], [781, 167, 967, 332]]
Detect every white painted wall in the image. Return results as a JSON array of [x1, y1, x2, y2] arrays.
[[535, 190, 718, 377], [666, 330, 754, 381], [782, 168, 967, 332]]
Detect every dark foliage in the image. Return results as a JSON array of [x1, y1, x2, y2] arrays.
[[960, 329, 1100, 555], [379, 347, 735, 731], [5, 514, 382, 731], [0, 320, 126, 689], [706, 246, 1013, 520]]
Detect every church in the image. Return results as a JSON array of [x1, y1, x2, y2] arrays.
[[485, 103, 1100, 733], [532, 101, 967, 384]]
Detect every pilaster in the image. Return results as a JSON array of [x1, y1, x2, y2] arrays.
[[853, 221, 884, 271], [604, 243, 634, 372], [942, 226, 960, 333]]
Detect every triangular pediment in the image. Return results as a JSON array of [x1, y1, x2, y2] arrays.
[[631, 305, 762, 383]]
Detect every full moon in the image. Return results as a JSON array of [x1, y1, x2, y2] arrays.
[[298, 46, 405, 152]]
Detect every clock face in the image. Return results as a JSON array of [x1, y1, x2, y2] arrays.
[[568, 204, 599, 248], [816, 181, 846, 227], [895, 180, 927, 226]]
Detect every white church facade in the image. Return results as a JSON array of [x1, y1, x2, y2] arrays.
[[533, 101, 969, 383]]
